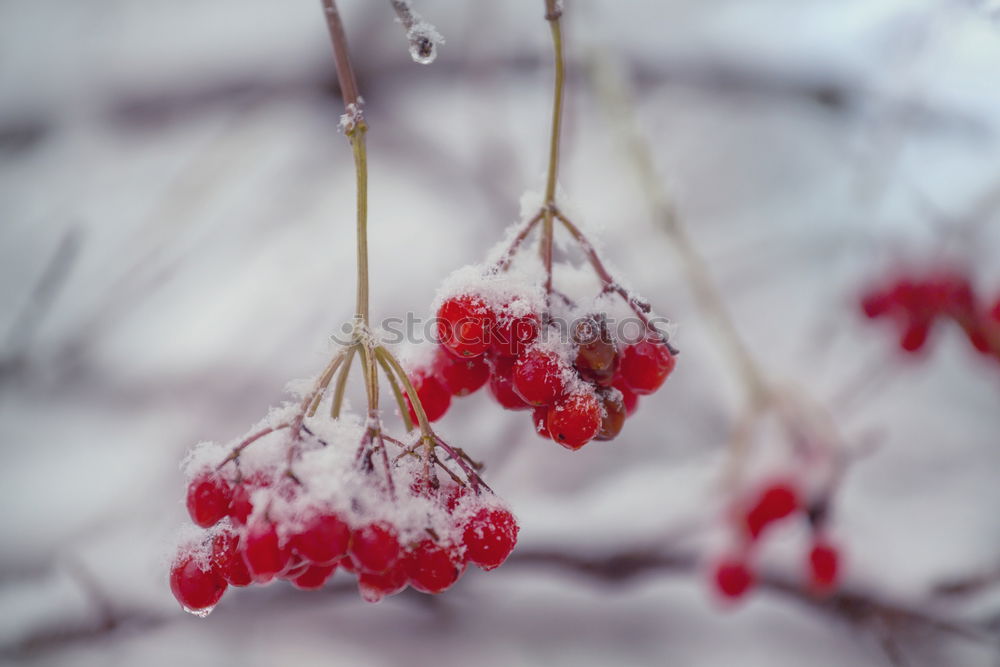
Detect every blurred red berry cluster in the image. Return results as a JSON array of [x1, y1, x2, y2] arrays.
[[712, 480, 840, 601], [861, 269, 1000, 358]]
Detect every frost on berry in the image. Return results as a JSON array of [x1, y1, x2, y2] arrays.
[[291, 511, 351, 565], [462, 506, 519, 571], [186, 472, 233, 528], [547, 391, 602, 450], [173, 407, 520, 610]]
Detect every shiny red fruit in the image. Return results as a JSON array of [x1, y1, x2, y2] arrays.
[[546, 392, 602, 450], [291, 563, 338, 591], [357, 564, 408, 603], [242, 519, 293, 584], [487, 356, 531, 411], [291, 512, 351, 565], [437, 295, 494, 358], [513, 347, 567, 406], [170, 553, 227, 611], [405, 369, 451, 424], [186, 473, 232, 528], [433, 347, 489, 396], [491, 311, 539, 357], [463, 507, 518, 571], [620, 340, 675, 395], [349, 522, 401, 574], [211, 527, 252, 587], [404, 540, 465, 594]]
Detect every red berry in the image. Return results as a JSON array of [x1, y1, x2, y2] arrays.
[[573, 317, 619, 386], [487, 356, 531, 411], [404, 540, 465, 594], [513, 347, 567, 406], [531, 407, 550, 439], [211, 527, 252, 587], [228, 484, 254, 525], [443, 485, 471, 512], [291, 563, 338, 591], [437, 295, 494, 358], [433, 347, 489, 396], [713, 558, 754, 600], [357, 564, 408, 603], [612, 377, 639, 416], [899, 319, 930, 353], [860, 288, 892, 319], [242, 519, 293, 584], [808, 539, 839, 593], [349, 522, 401, 574], [291, 511, 351, 565], [186, 473, 233, 528], [546, 393, 602, 450], [492, 311, 539, 357], [744, 482, 799, 539], [463, 507, 518, 571], [405, 370, 451, 424], [620, 340, 675, 395], [170, 553, 227, 612], [594, 389, 626, 442]]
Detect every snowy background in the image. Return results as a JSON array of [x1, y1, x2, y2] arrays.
[[2, 0, 1000, 665]]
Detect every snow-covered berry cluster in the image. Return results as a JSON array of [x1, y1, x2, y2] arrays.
[[861, 267, 1000, 359], [404, 244, 676, 451], [170, 413, 518, 614], [712, 479, 840, 601]]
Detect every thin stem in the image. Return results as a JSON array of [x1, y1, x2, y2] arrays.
[[321, 0, 362, 111], [494, 211, 543, 272], [375, 346, 436, 479], [376, 354, 414, 431], [543, 0, 565, 206], [330, 345, 357, 418], [352, 132, 370, 325], [539, 1, 565, 297], [555, 211, 672, 347], [218, 423, 291, 467]]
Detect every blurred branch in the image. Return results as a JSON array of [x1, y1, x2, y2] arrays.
[[0, 227, 81, 378], [508, 548, 996, 652]]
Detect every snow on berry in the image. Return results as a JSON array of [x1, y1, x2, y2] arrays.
[[172, 397, 520, 611]]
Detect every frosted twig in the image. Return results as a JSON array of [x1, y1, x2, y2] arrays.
[[389, 0, 444, 65]]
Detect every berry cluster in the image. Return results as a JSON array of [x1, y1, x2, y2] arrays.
[[860, 268, 1000, 359], [712, 480, 840, 601], [170, 418, 518, 614], [403, 276, 675, 451]]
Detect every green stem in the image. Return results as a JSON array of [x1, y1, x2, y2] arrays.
[[540, 0, 566, 296], [351, 132, 370, 326]]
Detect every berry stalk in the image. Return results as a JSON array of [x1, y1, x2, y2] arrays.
[[540, 0, 566, 296]]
